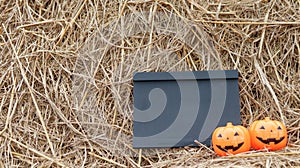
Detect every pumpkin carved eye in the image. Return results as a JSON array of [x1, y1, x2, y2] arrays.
[[277, 126, 282, 130], [234, 132, 239, 136], [260, 126, 265, 130], [218, 134, 222, 138]]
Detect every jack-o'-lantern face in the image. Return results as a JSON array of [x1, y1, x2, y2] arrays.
[[212, 122, 251, 156], [249, 117, 288, 151]]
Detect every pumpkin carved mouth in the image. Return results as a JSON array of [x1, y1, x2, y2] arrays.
[[216, 142, 244, 152], [256, 136, 285, 145]]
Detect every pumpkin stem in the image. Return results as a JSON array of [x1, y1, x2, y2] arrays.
[[265, 117, 270, 121], [226, 122, 233, 127]]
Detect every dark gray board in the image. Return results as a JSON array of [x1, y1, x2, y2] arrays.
[[133, 70, 240, 148]]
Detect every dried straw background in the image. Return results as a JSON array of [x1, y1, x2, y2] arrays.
[[0, 0, 300, 167]]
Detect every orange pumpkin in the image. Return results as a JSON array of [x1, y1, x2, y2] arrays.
[[212, 122, 251, 156], [249, 117, 287, 151]]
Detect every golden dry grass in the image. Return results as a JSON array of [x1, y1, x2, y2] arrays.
[[0, 0, 300, 167]]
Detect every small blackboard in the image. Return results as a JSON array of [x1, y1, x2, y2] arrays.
[[133, 70, 240, 148]]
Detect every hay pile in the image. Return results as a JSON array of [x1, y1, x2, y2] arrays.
[[0, 0, 300, 167]]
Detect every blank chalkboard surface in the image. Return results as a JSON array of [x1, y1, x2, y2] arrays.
[[133, 70, 241, 148]]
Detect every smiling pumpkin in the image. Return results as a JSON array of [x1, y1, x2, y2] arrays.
[[212, 122, 251, 156], [249, 117, 288, 151]]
